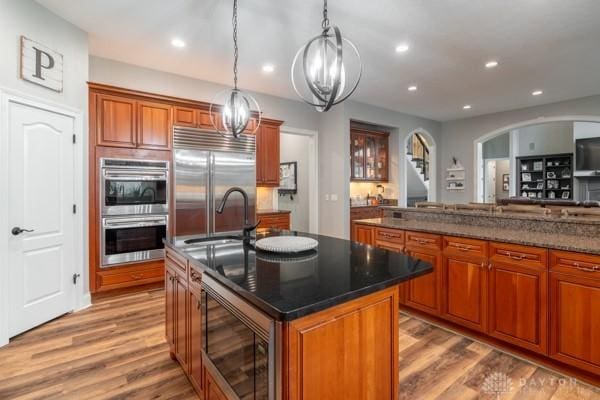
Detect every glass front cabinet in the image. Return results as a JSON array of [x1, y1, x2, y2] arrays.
[[350, 129, 389, 182]]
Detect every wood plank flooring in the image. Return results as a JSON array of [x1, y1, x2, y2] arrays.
[[0, 289, 597, 399]]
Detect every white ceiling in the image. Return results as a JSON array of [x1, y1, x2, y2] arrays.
[[37, 0, 600, 121]]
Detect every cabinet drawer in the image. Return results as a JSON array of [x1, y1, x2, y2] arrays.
[[550, 250, 600, 278], [99, 267, 164, 287], [405, 231, 442, 251], [489, 242, 547, 269], [258, 214, 290, 230], [443, 236, 488, 260], [166, 249, 188, 277], [375, 228, 404, 245]]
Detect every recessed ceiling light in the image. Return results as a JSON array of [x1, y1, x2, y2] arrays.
[[463, 104, 472, 110], [171, 38, 186, 48], [485, 60, 498, 68], [408, 85, 418, 91], [395, 43, 410, 53], [532, 90, 543, 96], [262, 64, 275, 73]]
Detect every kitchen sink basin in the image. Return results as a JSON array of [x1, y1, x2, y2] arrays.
[[184, 235, 246, 246]]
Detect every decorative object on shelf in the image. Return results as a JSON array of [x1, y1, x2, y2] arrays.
[[562, 191, 571, 199], [291, 0, 362, 112], [278, 161, 298, 198], [533, 161, 543, 171], [547, 171, 556, 179], [446, 157, 465, 191], [255, 236, 319, 253], [522, 173, 532, 182], [209, 0, 260, 138]]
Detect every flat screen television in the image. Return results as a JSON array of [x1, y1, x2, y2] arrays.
[[575, 137, 600, 172]]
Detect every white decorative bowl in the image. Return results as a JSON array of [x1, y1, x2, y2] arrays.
[[255, 236, 318, 253]]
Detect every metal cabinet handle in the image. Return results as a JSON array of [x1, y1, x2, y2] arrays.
[[131, 274, 143, 280], [11, 227, 34, 235], [574, 262, 598, 272]]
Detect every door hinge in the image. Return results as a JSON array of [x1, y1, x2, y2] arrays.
[[72, 134, 76, 144], [73, 204, 77, 214], [72, 273, 81, 285]]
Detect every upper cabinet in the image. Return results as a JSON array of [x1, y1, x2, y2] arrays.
[[351, 129, 389, 182], [256, 121, 281, 187], [95, 92, 172, 150]]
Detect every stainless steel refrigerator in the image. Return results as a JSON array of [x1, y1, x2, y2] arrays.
[[172, 127, 256, 240]]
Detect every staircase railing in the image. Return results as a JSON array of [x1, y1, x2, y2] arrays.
[[407, 133, 429, 181]]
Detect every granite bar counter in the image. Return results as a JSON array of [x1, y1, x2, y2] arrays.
[[363, 206, 600, 255], [166, 229, 433, 321]]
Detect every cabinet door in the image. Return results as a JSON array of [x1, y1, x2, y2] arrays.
[[365, 135, 377, 180], [173, 106, 197, 127], [350, 133, 365, 180], [550, 271, 600, 374], [256, 123, 280, 186], [188, 289, 203, 394], [442, 255, 487, 332], [197, 109, 216, 130], [165, 267, 176, 350], [375, 136, 388, 181], [137, 101, 172, 150], [405, 248, 441, 315], [352, 224, 374, 245], [96, 93, 136, 148], [205, 368, 229, 400], [175, 275, 189, 370], [488, 261, 547, 354]]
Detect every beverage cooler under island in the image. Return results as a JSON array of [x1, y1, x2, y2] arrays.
[[163, 231, 433, 400]]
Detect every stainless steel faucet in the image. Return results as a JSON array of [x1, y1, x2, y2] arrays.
[[216, 187, 260, 238]]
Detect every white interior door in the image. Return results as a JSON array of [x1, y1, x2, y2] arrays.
[[7, 101, 75, 337]]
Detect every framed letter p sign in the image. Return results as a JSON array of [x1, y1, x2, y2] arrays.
[[20, 36, 63, 92]]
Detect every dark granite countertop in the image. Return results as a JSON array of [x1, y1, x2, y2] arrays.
[[355, 217, 600, 255], [256, 209, 291, 215], [165, 230, 433, 321]]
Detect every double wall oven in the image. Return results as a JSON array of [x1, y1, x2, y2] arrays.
[[100, 158, 169, 267]]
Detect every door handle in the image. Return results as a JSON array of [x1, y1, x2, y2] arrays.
[[11, 227, 34, 236]]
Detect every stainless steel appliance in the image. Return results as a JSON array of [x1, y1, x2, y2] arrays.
[[173, 127, 256, 239], [201, 273, 281, 400], [101, 214, 168, 267], [100, 158, 169, 216]]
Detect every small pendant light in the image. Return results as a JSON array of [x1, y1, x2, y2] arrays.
[[291, 0, 362, 112], [210, 0, 260, 138]]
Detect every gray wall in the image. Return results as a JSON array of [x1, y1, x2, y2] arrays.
[[517, 121, 573, 157], [483, 132, 509, 159], [279, 133, 310, 232], [440, 95, 600, 203]]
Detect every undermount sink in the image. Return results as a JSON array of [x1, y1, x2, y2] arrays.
[[184, 235, 246, 246]]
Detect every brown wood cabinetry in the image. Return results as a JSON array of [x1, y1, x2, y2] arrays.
[[204, 368, 229, 400], [441, 237, 488, 332], [165, 266, 176, 352], [173, 105, 197, 127], [188, 288, 203, 393], [137, 100, 172, 150], [350, 206, 383, 241], [286, 286, 398, 400], [257, 211, 290, 230], [166, 252, 189, 372], [96, 93, 137, 148], [550, 250, 600, 374], [488, 244, 548, 354], [350, 129, 389, 182], [352, 223, 375, 245], [256, 122, 281, 186], [404, 231, 442, 316]]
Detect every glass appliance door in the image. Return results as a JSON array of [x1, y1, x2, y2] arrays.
[[203, 291, 269, 400], [102, 170, 168, 215]]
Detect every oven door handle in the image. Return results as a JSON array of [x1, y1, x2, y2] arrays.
[[103, 218, 167, 229], [103, 170, 168, 181]]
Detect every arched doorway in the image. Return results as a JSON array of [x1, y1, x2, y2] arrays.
[[401, 128, 436, 207]]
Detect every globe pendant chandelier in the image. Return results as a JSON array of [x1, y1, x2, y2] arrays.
[[291, 0, 362, 112], [210, 0, 260, 138]]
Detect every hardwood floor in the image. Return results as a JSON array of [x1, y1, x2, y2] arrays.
[[0, 289, 597, 400]]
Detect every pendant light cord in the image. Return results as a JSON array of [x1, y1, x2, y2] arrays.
[[321, 0, 329, 29], [232, 0, 239, 89]]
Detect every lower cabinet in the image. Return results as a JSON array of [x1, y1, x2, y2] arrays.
[[549, 250, 600, 374], [165, 267, 176, 351], [174, 273, 189, 371], [188, 289, 203, 393], [286, 287, 398, 400], [204, 368, 229, 400], [352, 223, 375, 245], [405, 232, 442, 316]]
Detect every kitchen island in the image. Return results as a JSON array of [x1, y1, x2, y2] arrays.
[[164, 230, 433, 400]]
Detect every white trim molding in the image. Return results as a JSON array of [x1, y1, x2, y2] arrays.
[[473, 115, 600, 203], [0, 87, 87, 347]]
